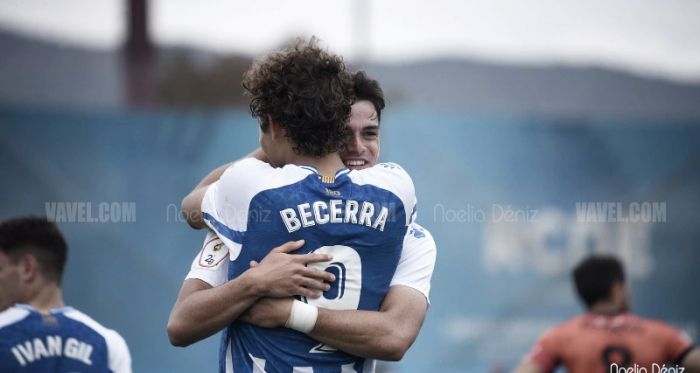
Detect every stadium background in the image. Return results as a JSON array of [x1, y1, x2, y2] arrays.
[[1, 1, 699, 372]]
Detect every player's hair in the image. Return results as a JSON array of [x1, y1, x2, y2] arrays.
[[243, 36, 353, 158], [0, 216, 68, 284], [573, 255, 625, 309], [352, 71, 386, 124]]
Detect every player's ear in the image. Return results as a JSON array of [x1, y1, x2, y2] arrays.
[[268, 116, 284, 141], [609, 281, 624, 301], [19, 254, 40, 283]]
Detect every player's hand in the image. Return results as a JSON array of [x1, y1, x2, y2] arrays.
[[249, 240, 336, 299], [239, 297, 293, 328]]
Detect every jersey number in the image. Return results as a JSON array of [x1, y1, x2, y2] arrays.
[[303, 245, 362, 353], [601, 345, 632, 372]]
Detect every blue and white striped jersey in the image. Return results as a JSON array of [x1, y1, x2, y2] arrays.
[[0, 304, 131, 373], [202, 159, 416, 373]]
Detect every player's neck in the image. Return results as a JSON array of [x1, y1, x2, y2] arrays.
[[589, 302, 626, 315], [25, 282, 65, 312], [294, 153, 346, 177]]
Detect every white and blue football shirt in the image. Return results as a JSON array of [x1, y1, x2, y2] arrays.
[[0, 304, 131, 373], [201, 159, 416, 373], [186, 223, 436, 305]]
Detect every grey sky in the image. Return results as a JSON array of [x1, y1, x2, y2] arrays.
[[0, 0, 698, 82]]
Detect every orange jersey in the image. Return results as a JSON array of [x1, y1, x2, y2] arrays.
[[526, 312, 693, 373]]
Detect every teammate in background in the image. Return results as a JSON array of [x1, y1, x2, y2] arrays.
[[172, 38, 418, 372], [169, 71, 435, 365], [514, 255, 700, 373], [0, 216, 131, 373]]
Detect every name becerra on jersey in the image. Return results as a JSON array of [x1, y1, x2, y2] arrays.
[[280, 199, 391, 233]]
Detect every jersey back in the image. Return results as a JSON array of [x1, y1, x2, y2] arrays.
[[0, 305, 130, 373], [528, 313, 694, 373], [202, 161, 416, 373]]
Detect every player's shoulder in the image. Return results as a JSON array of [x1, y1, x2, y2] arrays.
[[349, 162, 414, 197], [227, 157, 269, 172], [631, 314, 688, 337], [541, 315, 585, 341], [404, 222, 436, 249], [374, 162, 409, 173], [407, 222, 434, 240], [630, 313, 668, 325], [220, 159, 315, 193], [226, 158, 313, 177], [62, 307, 127, 344], [62, 307, 111, 332], [62, 307, 131, 371], [220, 158, 278, 184], [0, 305, 32, 330], [566, 313, 599, 330], [349, 163, 416, 225], [353, 162, 411, 180]]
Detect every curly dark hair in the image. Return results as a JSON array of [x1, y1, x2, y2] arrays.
[[0, 216, 68, 284], [243, 37, 354, 158], [352, 71, 386, 124]]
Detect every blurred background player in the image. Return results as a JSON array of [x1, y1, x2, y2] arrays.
[[514, 255, 700, 373], [172, 37, 417, 372], [0, 216, 131, 373], [169, 71, 436, 365]]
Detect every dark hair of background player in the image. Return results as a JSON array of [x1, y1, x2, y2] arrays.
[[352, 71, 386, 125], [573, 255, 625, 309], [243, 36, 354, 158], [0, 216, 68, 285]]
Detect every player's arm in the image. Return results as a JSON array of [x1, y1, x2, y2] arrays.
[[169, 276, 272, 347], [181, 148, 269, 229], [106, 330, 132, 373], [679, 347, 700, 373], [512, 361, 546, 373], [168, 240, 335, 347], [312, 285, 426, 361], [240, 227, 436, 361], [303, 228, 435, 361], [662, 322, 700, 373], [239, 286, 426, 361], [303, 226, 436, 361], [513, 331, 560, 373]]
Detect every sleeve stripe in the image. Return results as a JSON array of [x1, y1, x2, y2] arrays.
[[203, 212, 246, 244]]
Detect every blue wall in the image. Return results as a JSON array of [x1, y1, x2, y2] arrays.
[[1, 105, 698, 372]]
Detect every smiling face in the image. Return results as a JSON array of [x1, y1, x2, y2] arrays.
[[340, 100, 380, 170]]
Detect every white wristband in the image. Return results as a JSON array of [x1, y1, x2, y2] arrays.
[[285, 300, 318, 334]]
